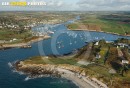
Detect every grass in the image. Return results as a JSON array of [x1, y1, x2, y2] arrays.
[[100, 19, 126, 34], [24, 56, 47, 64], [67, 23, 79, 30], [49, 58, 77, 65], [0, 29, 32, 41], [23, 56, 78, 65], [87, 64, 111, 77], [99, 47, 109, 64], [67, 14, 130, 35]]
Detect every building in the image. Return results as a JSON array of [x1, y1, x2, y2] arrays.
[[95, 53, 101, 59], [109, 69, 116, 74], [0, 25, 2, 28], [117, 43, 128, 48], [94, 41, 99, 46], [106, 41, 114, 43], [122, 60, 129, 64]]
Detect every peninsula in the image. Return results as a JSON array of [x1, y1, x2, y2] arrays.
[[14, 38, 130, 88]]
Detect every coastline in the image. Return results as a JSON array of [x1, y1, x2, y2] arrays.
[[1, 24, 130, 50], [0, 35, 51, 50], [61, 74, 95, 88], [68, 28, 130, 37], [14, 61, 108, 88]]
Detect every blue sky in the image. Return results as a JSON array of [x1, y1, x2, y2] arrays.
[[0, 0, 130, 11]]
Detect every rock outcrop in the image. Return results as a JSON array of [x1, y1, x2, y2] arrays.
[[15, 61, 86, 77]]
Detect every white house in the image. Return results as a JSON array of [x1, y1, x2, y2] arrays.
[[95, 53, 101, 59], [122, 60, 129, 64], [94, 41, 99, 46], [13, 38, 17, 41], [0, 26, 2, 28], [118, 43, 128, 48], [106, 41, 114, 43]]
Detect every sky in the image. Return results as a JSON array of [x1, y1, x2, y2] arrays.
[[0, 0, 130, 11]]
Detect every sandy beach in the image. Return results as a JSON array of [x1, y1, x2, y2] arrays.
[[57, 68, 107, 88], [62, 74, 95, 88], [15, 62, 108, 88]]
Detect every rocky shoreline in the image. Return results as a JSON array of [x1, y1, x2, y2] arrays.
[[14, 61, 108, 88]]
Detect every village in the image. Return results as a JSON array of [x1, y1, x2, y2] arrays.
[[0, 12, 76, 44]]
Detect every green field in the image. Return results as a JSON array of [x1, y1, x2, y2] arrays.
[[0, 29, 32, 44], [67, 14, 130, 35], [23, 56, 78, 65]]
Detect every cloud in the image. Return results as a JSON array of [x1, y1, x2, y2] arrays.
[[43, 0, 79, 11], [77, 0, 130, 11], [0, 0, 130, 11]]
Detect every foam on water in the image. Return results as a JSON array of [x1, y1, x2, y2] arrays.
[[8, 62, 13, 68]]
